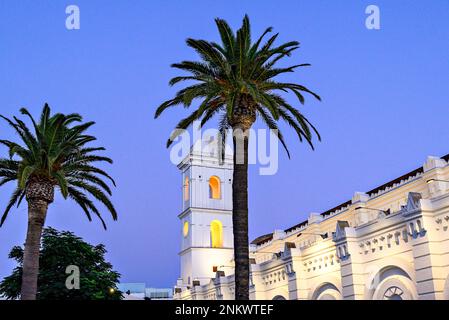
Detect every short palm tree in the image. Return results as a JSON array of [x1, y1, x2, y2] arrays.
[[0, 104, 117, 300], [155, 15, 321, 299]]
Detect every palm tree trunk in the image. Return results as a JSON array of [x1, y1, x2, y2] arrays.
[[20, 199, 48, 300], [232, 131, 250, 300]]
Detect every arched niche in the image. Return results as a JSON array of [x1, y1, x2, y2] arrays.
[[209, 176, 221, 199], [210, 220, 223, 248]]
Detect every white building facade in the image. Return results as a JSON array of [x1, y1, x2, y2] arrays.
[[174, 146, 449, 300]]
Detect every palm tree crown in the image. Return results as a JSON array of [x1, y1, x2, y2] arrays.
[[155, 14, 321, 156], [0, 103, 117, 228]]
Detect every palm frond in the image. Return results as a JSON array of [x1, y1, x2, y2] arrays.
[[257, 107, 291, 158], [0, 188, 23, 227]]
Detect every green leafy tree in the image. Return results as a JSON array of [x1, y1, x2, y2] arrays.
[[0, 104, 117, 300], [155, 15, 321, 299], [0, 227, 122, 300]]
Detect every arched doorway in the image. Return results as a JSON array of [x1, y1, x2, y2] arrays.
[[311, 283, 342, 300], [369, 266, 417, 300]]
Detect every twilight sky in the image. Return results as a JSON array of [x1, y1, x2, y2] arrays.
[[0, 0, 448, 288]]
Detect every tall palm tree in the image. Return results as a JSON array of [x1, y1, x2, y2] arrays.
[[0, 103, 117, 300], [155, 15, 321, 300]]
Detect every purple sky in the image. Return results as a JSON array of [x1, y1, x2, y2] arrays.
[[1, 0, 448, 287]]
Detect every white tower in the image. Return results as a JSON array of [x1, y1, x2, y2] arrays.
[[177, 137, 234, 287]]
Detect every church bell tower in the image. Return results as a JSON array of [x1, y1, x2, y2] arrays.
[[177, 137, 234, 287]]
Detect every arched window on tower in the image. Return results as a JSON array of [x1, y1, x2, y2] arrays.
[[210, 220, 223, 248], [209, 176, 221, 199], [184, 176, 189, 201]]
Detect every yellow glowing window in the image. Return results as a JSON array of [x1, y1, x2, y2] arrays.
[[184, 176, 189, 201], [210, 220, 223, 248], [183, 221, 189, 237], [209, 176, 221, 199]]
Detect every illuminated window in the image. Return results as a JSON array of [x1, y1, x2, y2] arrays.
[[184, 176, 189, 201], [183, 221, 189, 237], [210, 220, 223, 248], [209, 176, 221, 199]]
